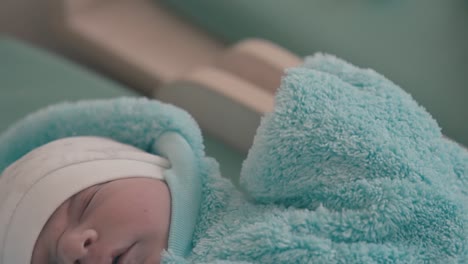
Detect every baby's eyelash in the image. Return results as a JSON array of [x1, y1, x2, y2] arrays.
[[79, 187, 100, 221]]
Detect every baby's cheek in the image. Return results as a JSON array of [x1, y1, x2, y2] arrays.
[[132, 202, 171, 246], [129, 207, 169, 237], [32, 201, 70, 263], [31, 237, 48, 264]]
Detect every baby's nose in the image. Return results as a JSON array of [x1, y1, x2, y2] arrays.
[[58, 228, 98, 263]]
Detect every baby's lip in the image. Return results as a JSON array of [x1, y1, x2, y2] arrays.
[[113, 243, 135, 264]]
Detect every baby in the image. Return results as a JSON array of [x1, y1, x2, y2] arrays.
[[1, 136, 174, 264], [0, 93, 205, 264], [1, 54, 467, 263]]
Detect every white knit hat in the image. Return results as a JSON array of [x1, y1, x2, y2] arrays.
[[0, 136, 170, 264]]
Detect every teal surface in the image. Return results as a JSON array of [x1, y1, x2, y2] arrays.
[[162, 0, 468, 147], [204, 135, 245, 186], [0, 37, 137, 132], [0, 37, 244, 181]]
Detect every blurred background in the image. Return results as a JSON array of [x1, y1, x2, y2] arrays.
[[1, 0, 467, 180]]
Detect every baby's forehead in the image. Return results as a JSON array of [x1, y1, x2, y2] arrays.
[[62, 177, 170, 220], [68, 177, 162, 200]]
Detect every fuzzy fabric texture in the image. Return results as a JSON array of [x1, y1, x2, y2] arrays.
[[0, 98, 206, 173], [1, 54, 467, 263], [166, 54, 467, 263]]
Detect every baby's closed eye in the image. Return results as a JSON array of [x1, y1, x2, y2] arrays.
[[69, 185, 102, 222]]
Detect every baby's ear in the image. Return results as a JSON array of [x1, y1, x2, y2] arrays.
[[239, 55, 442, 208]]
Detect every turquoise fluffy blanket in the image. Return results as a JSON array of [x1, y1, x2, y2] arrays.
[[171, 54, 468, 263], [1, 54, 467, 263]]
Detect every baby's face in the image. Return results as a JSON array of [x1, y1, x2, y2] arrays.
[[31, 178, 171, 264]]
